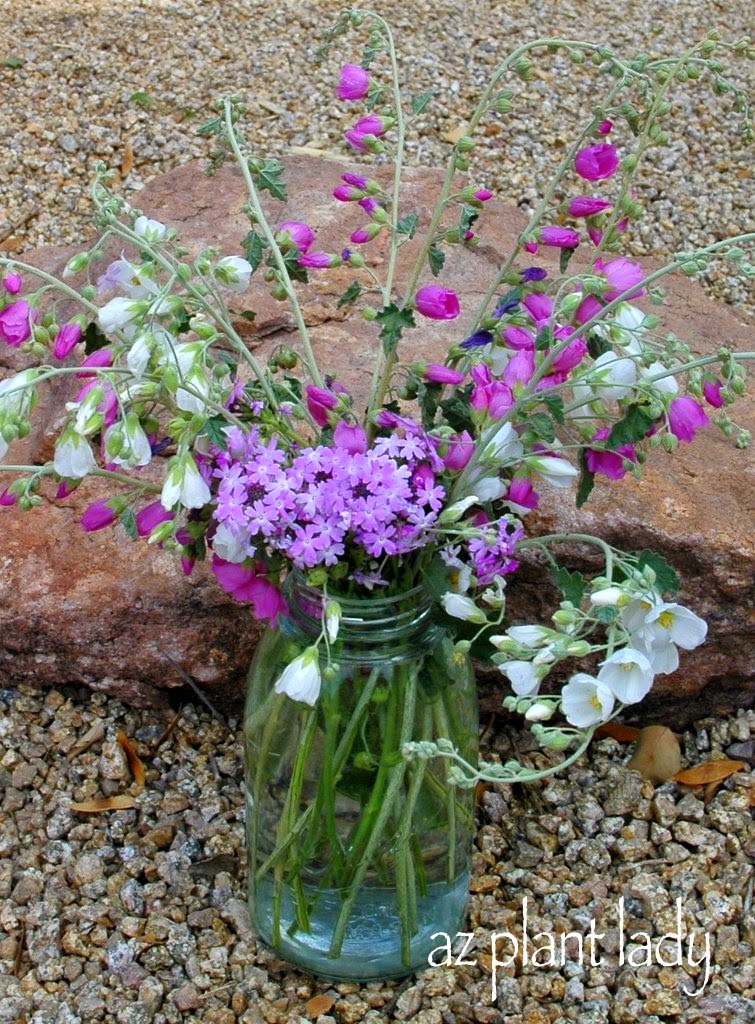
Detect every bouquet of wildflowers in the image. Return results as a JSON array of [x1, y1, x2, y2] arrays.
[[0, 7, 752, 974]]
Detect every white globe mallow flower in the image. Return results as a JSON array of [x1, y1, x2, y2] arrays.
[[505, 624, 554, 648], [561, 673, 615, 728], [213, 256, 253, 292], [108, 414, 152, 469], [273, 647, 322, 706], [481, 421, 524, 463], [500, 659, 547, 696], [53, 431, 96, 479], [98, 296, 144, 333], [525, 701, 555, 722], [133, 215, 167, 241], [211, 523, 247, 563], [160, 455, 212, 511], [631, 637, 679, 675], [597, 647, 654, 704], [643, 602, 708, 650], [176, 368, 210, 414], [643, 361, 679, 397], [325, 601, 342, 644], [127, 332, 153, 379], [586, 351, 638, 401], [525, 455, 578, 488], [441, 592, 487, 624]]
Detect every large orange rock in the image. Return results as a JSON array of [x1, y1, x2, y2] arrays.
[[0, 158, 752, 718]]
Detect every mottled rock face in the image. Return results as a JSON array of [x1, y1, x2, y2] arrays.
[[0, 157, 752, 718]]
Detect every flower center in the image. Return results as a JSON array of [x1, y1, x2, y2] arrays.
[[658, 611, 675, 629]]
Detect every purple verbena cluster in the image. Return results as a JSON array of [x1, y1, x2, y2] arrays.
[[467, 517, 525, 585]]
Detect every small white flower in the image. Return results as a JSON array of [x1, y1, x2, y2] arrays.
[[213, 256, 253, 292], [133, 215, 167, 241], [631, 637, 679, 675], [108, 414, 152, 469], [589, 586, 627, 608], [562, 673, 615, 728], [586, 351, 638, 401], [211, 523, 247, 563], [98, 296, 144, 333], [325, 602, 341, 644], [505, 625, 553, 648], [643, 361, 679, 397], [176, 368, 210, 414], [53, 431, 96, 479], [127, 332, 153, 379], [525, 455, 578, 488], [525, 701, 554, 722], [274, 647, 322, 706], [160, 455, 212, 510], [644, 602, 707, 650], [98, 258, 160, 299], [501, 660, 545, 696], [468, 472, 507, 503], [441, 593, 487, 624], [482, 421, 524, 463], [598, 647, 654, 704]]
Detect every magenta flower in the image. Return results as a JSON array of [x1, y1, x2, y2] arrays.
[[358, 196, 380, 216], [597, 257, 645, 301], [597, 119, 613, 136], [473, 189, 493, 201], [298, 251, 337, 269], [0, 300, 36, 347], [333, 420, 368, 454], [52, 322, 83, 360], [333, 184, 361, 202], [443, 431, 475, 471], [211, 556, 287, 621], [55, 480, 79, 499], [424, 363, 465, 385], [574, 294, 603, 325], [344, 115, 386, 151], [702, 379, 724, 408], [504, 477, 539, 511], [350, 223, 381, 244], [539, 226, 580, 249], [337, 63, 370, 101], [80, 500, 118, 533], [503, 348, 536, 389], [503, 325, 535, 350], [588, 226, 603, 247], [2, 273, 22, 295], [278, 221, 315, 254], [567, 196, 612, 218], [523, 240, 538, 254], [415, 286, 460, 320], [76, 348, 114, 377], [522, 293, 553, 325], [0, 487, 16, 506], [551, 338, 587, 375], [306, 385, 339, 427], [585, 428, 637, 480], [135, 501, 174, 537], [574, 143, 619, 182], [668, 396, 709, 443]]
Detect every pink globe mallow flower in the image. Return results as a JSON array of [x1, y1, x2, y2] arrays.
[[585, 428, 637, 480], [306, 384, 339, 427], [2, 273, 22, 295], [539, 226, 580, 249], [504, 477, 539, 512], [522, 292, 552, 325], [503, 348, 536, 389], [502, 325, 535, 350], [344, 115, 387, 152], [333, 420, 368, 454], [277, 221, 315, 254], [350, 223, 381, 244], [76, 348, 114, 377], [415, 286, 460, 320], [0, 300, 37, 347], [297, 251, 339, 269], [551, 338, 587, 375], [0, 487, 17, 506], [668, 396, 709, 443], [523, 240, 538, 254], [597, 120, 613, 135], [473, 189, 493, 202], [702, 379, 724, 408], [423, 363, 465, 386], [135, 501, 174, 538], [52, 322, 83, 360], [80, 500, 120, 533], [443, 431, 475, 472], [211, 556, 287, 621], [567, 196, 612, 218], [597, 256, 645, 301], [55, 480, 79, 499], [588, 226, 603, 247], [337, 63, 370, 101], [574, 293, 604, 326], [76, 379, 118, 429], [574, 143, 619, 182]]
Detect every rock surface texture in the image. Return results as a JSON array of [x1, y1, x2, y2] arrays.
[[1, 157, 752, 718]]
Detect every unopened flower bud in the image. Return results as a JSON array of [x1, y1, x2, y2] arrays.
[[590, 586, 626, 607], [271, 282, 288, 301], [455, 135, 476, 153], [661, 433, 678, 452], [525, 702, 554, 722], [565, 640, 592, 658], [63, 253, 90, 276]]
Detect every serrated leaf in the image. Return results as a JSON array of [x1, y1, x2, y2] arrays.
[[83, 321, 110, 355], [375, 304, 415, 357], [576, 451, 595, 508], [428, 246, 445, 277], [635, 549, 680, 595], [458, 204, 479, 237], [594, 605, 619, 624], [551, 567, 586, 606], [411, 90, 435, 116], [586, 330, 611, 360], [241, 229, 266, 273], [542, 392, 565, 424], [560, 246, 575, 274], [606, 404, 654, 447], [197, 114, 223, 137], [535, 326, 553, 352], [525, 412, 555, 443], [251, 158, 287, 201], [440, 387, 474, 434], [364, 85, 385, 111], [2, 56, 25, 69], [282, 248, 308, 284], [336, 280, 362, 309], [119, 508, 138, 541], [202, 416, 230, 449], [395, 213, 419, 239]]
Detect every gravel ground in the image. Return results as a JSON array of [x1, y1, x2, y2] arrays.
[[0, 685, 753, 1024], [0, 0, 753, 316]]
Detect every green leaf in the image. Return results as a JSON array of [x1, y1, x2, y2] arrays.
[[535, 325, 553, 351], [196, 114, 223, 137], [440, 386, 474, 434], [417, 382, 440, 431], [336, 280, 363, 309], [635, 549, 680, 594], [241, 229, 266, 273], [458, 204, 479, 237], [119, 508, 138, 542], [250, 158, 287, 201], [542, 392, 565, 424], [375, 304, 415, 357], [281, 248, 308, 284], [494, 286, 522, 314], [2, 56, 25, 69], [595, 605, 619, 624], [395, 214, 419, 239], [552, 567, 587, 606], [83, 321, 110, 355], [364, 85, 385, 111], [606, 404, 654, 447], [586, 330, 611, 359], [525, 413, 556, 444], [237, 310, 257, 322], [129, 91, 155, 109], [428, 245, 446, 277], [411, 90, 435, 115], [202, 416, 230, 449], [560, 246, 575, 274], [576, 450, 595, 508]]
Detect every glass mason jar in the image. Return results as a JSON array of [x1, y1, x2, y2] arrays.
[[243, 572, 478, 980]]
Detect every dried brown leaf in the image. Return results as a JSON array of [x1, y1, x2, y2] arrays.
[[120, 142, 134, 176], [595, 723, 641, 743], [627, 725, 681, 784], [117, 729, 146, 787], [68, 718, 106, 758], [0, 237, 22, 252], [304, 995, 335, 1018], [674, 758, 745, 786], [69, 795, 136, 813]]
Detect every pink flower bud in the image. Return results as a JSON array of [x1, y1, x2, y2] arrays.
[[358, 196, 380, 215], [80, 500, 118, 532], [278, 221, 315, 254], [585, 428, 637, 479], [350, 223, 381, 244], [598, 257, 645, 301], [0, 487, 17, 506], [502, 326, 535, 350], [337, 63, 370, 101], [503, 348, 536, 388], [473, 189, 493, 201], [567, 196, 612, 218], [297, 251, 338, 269], [539, 226, 580, 249], [551, 338, 587, 375], [56, 480, 79, 499], [597, 119, 613, 135], [574, 143, 619, 182], [587, 226, 603, 247], [333, 420, 368, 454], [443, 431, 475, 471], [415, 286, 460, 320], [574, 294, 603, 325], [423, 363, 465, 385], [2, 273, 22, 295], [333, 185, 361, 202], [135, 501, 174, 537], [0, 300, 36, 347], [523, 240, 538, 254], [344, 115, 386, 152], [702, 379, 724, 408], [52, 322, 83, 360], [668, 396, 709, 443], [306, 385, 339, 427], [505, 477, 539, 511], [522, 293, 552, 325]]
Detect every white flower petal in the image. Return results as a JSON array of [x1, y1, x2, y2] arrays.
[[274, 648, 321, 705], [598, 648, 654, 704], [562, 673, 615, 728]]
